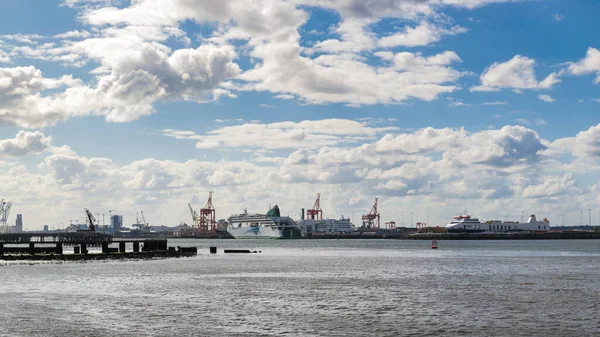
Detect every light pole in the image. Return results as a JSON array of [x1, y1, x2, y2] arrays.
[[589, 209, 591, 227], [580, 210, 583, 226], [410, 212, 413, 228]]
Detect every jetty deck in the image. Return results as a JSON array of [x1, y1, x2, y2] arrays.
[[0, 232, 195, 260]]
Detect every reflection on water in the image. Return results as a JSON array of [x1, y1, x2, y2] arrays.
[[1, 239, 599, 336]]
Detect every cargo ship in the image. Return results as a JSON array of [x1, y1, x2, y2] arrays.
[[227, 205, 304, 239]]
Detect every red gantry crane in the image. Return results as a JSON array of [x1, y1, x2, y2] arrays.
[[362, 198, 380, 229], [199, 191, 217, 236], [307, 193, 323, 220]]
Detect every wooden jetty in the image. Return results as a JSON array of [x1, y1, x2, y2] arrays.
[[0, 232, 196, 260]]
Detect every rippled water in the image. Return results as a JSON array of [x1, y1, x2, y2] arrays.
[[1, 239, 599, 336]]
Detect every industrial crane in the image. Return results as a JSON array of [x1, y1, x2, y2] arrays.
[[361, 198, 380, 229], [140, 211, 148, 228], [0, 199, 12, 227], [188, 203, 199, 228], [84, 208, 97, 231], [307, 193, 323, 220]]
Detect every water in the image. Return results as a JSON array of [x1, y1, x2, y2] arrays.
[[1, 239, 599, 336]]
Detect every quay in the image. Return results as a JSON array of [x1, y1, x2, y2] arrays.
[[0, 232, 197, 260]]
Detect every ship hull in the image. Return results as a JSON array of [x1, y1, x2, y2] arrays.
[[227, 226, 304, 239]]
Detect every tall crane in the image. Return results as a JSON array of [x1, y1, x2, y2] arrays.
[[0, 199, 12, 227], [200, 192, 216, 235], [84, 208, 97, 232], [307, 193, 323, 220], [361, 198, 380, 229], [140, 211, 147, 228], [188, 203, 199, 228]]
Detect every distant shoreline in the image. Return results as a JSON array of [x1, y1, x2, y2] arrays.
[[172, 231, 600, 240]]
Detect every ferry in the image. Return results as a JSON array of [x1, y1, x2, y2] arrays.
[[446, 213, 550, 233], [446, 214, 485, 232], [227, 205, 304, 239]]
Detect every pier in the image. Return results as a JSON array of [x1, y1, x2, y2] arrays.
[[0, 232, 196, 260]]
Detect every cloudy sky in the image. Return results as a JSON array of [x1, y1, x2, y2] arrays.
[[1, 0, 599, 229]]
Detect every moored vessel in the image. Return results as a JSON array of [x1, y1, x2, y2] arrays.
[[227, 205, 304, 239], [446, 213, 550, 233]]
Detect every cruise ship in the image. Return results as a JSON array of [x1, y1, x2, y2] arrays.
[[227, 205, 304, 239], [446, 214, 550, 233]]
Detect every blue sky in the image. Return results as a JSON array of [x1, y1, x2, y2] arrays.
[[0, 0, 599, 229]]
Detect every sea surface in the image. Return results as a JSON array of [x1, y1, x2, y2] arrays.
[[1, 239, 599, 337]]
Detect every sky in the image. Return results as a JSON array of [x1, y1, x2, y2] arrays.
[[0, 0, 600, 230]]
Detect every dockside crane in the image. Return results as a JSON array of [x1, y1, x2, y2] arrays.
[[0, 199, 12, 227], [361, 198, 380, 229], [84, 208, 97, 232], [200, 192, 216, 235], [307, 193, 323, 220], [140, 211, 148, 228], [188, 203, 199, 228]]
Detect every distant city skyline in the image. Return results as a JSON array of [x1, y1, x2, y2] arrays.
[[1, 0, 600, 228]]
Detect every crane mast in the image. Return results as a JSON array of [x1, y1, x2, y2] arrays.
[[188, 203, 199, 227], [84, 208, 97, 232]]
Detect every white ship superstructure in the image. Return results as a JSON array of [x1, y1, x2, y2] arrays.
[[446, 214, 550, 233], [227, 205, 304, 239], [445, 215, 484, 232], [298, 217, 353, 234]]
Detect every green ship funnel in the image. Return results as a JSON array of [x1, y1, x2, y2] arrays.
[[266, 205, 281, 217]]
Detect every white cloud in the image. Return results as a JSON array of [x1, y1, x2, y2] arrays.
[[240, 49, 463, 105], [471, 55, 560, 92], [0, 34, 43, 44], [378, 22, 467, 48], [0, 131, 52, 157], [538, 94, 555, 103], [0, 39, 240, 127], [482, 101, 508, 105], [573, 123, 600, 157], [521, 174, 579, 198], [447, 97, 470, 107], [552, 13, 565, 22], [163, 118, 399, 149], [52, 30, 92, 39], [274, 94, 295, 100], [568, 47, 600, 83]]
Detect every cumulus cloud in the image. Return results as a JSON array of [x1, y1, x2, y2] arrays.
[[568, 47, 600, 83], [521, 174, 579, 198], [471, 55, 560, 92], [0, 40, 240, 127], [573, 123, 600, 157], [378, 22, 467, 48], [0, 131, 52, 157], [0, 0, 539, 126]]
